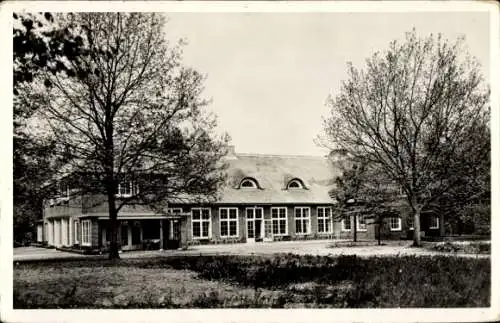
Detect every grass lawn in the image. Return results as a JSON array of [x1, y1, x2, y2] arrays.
[[14, 254, 490, 308], [14, 259, 277, 308]]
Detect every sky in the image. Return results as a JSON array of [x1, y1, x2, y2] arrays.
[[163, 12, 490, 156]]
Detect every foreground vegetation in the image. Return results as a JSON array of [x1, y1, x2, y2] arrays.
[[429, 241, 490, 254], [14, 254, 490, 308]]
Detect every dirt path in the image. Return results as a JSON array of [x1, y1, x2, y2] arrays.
[[14, 240, 489, 262]]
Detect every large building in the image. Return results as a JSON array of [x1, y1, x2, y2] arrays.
[[38, 147, 444, 251]]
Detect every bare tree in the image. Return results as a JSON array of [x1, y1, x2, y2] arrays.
[[321, 30, 489, 246], [18, 13, 229, 259]]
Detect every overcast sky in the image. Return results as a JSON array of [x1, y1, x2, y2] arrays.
[[164, 12, 490, 156]]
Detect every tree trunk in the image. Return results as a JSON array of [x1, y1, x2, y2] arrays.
[[104, 106, 118, 259], [377, 220, 381, 245], [412, 208, 421, 247], [105, 187, 120, 260], [107, 191, 120, 259], [353, 214, 357, 242]]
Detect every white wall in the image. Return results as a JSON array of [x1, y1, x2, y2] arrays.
[[37, 224, 43, 242]]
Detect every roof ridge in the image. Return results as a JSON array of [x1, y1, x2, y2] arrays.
[[235, 152, 328, 159]]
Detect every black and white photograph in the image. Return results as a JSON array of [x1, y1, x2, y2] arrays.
[[1, 1, 498, 322]]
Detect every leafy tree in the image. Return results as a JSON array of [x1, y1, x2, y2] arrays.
[[13, 12, 84, 244], [17, 13, 229, 259], [331, 158, 402, 244], [321, 30, 489, 246]]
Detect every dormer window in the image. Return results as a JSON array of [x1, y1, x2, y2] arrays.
[[240, 178, 258, 189], [287, 179, 304, 189]]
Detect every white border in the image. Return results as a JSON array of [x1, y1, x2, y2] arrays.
[[1, 1, 499, 323], [0, 1, 496, 13]]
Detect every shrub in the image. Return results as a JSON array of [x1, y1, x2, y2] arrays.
[[432, 241, 490, 254], [191, 290, 221, 308], [14, 254, 490, 308], [158, 254, 490, 307]]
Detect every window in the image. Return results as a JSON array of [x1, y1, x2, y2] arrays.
[[341, 215, 351, 231], [295, 207, 311, 234], [118, 181, 132, 196], [271, 207, 287, 236], [356, 215, 367, 231], [116, 181, 139, 198], [59, 185, 69, 200], [81, 220, 91, 246], [74, 220, 80, 244], [389, 217, 402, 231], [240, 178, 257, 188], [408, 217, 414, 230], [287, 179, 304, 189], [192, 208, 211, 239], [317, 207, 332, 233], [429, 216, 439, 229], [220, 208, 238, 238]]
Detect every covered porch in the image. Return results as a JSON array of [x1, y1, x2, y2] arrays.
[[97, 214, 188, 251]]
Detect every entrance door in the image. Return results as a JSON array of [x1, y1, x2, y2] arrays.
[[163, 219, 181, 250], [120, 222, 128, 247], [132, 221, 141, 245], [246, 207, 264, 243]]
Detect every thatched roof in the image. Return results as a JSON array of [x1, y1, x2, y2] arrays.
[[216, 152, 341, 204]]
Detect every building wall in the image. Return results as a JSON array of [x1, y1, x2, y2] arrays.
[[82, 196, 155, 214], [43, 193, 437, 247], [36, 224, 43, 242], [181, 204, 344, 242], [44, 194, 83, 218], [90, 218, 99, 247]]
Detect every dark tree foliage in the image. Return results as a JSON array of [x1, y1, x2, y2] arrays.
[[13, 12, 84, 244], [330, 159, 402, 244]]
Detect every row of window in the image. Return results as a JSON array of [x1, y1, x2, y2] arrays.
[[191, 207, 440, 239], [240, 178, 304, 189], [341, 215, 402, 232], [406, 216, 440, 230], [44, 219, 91, 246], [56, 177, 305, 200], [56, 213, 440, 245], [190, 207, 362, 239], [53, 181, 139, 201], [191, 207, 333, 239]]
